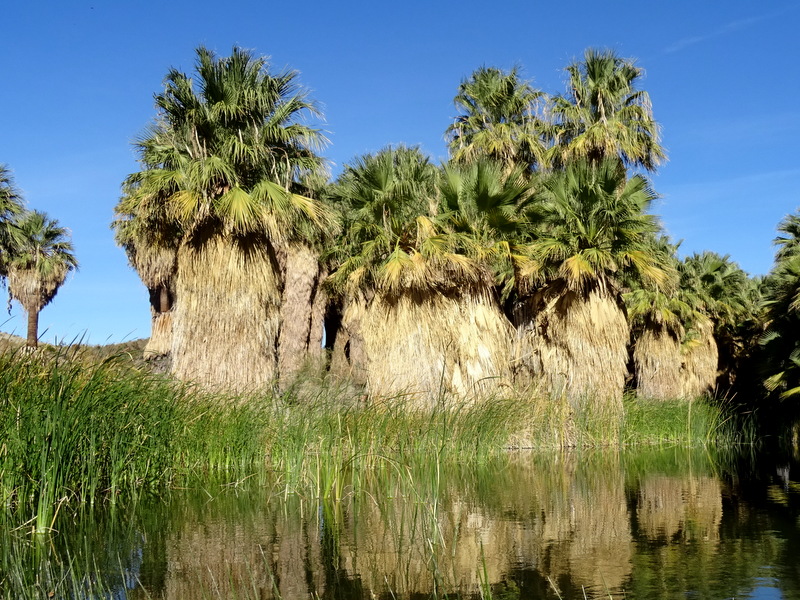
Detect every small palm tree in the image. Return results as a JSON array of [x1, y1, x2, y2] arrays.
[[549, 48, 666, 172], [761, 213, 800, 402], [762, 256, 800, 401], [6, 210, 77, 348], [624, 237, 703, 399], [677, 252, 761, 397], [774, 212, 800, 262], [446, 66, 547, 172]]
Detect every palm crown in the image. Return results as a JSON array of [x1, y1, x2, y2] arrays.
[[121, 46, 331, 244], [328, 146, 457, 294], [446, 66, 546, 171], [0, 165, 25, 273], [549, 48, 665, 172], [525, 159, 666, 294]]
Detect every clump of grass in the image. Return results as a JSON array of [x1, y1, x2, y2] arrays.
[[620, 395, 751, 446]]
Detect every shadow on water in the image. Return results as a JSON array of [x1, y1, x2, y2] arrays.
[[3, 445, 800, 599]]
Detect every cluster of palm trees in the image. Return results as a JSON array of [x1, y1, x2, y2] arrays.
[[114, 46, 775, 408], [761, 213, 800, 406], [0, 166, 77, 348]]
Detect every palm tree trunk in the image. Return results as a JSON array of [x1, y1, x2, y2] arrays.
[[357, 288, 513, 405], [159, 285, 171, 313], [26, 306, 39, 348], [512, 287, 629, 410], [171, 234, 281, 391], [144, 284, 174, 359], [277, 244, 323, 388]]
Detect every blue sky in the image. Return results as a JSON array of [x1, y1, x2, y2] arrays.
[[2, 1, 799, 343]]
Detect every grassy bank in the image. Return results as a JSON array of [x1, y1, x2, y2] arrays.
[[0, 348, 751, 535]]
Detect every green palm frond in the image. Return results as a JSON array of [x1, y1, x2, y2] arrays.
[[549, 48, 665, 172], [528, 159, 663, 294], [117, 45, 330, 250], [446, 66, 547, 171]]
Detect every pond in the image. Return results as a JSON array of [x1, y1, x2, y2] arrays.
[[5, 445, 800, 599]]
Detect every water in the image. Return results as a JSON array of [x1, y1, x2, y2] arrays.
[[4, 446, 800, 599]]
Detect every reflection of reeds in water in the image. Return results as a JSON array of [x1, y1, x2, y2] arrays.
[[9, 446, 733, 600], [154, 452, 644, 599]]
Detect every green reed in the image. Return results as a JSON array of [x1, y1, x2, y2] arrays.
[[0, 346, 753, 540]]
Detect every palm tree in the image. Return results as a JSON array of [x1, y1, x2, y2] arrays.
[[774, 212, 800, 262], [119, 46, 332, 390], [549, 48, 666, 172], [6, 210, 77, 348], [328, 147, 514, 401], [761, 212, 800, 403], [446, 66, 547, 172], [678, 252, 760, 398], [624, 237, 693, 400], [0, 165, 25, 274], [513, 159, 666, 406], [762, 258, 800, 402]]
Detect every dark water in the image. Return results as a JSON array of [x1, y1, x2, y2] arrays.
[[8, 446, 800, 599]]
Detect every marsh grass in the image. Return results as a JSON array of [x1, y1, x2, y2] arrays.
[[0, 347, 752, 543]]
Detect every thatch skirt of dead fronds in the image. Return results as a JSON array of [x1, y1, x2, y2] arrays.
[[144, 310, 173, 359], [132, 243, 176, 293], [171, 234, 281, 392], [680, 318, 718, 399], [512, 287, 629, 411], [333, 289, 513, 405], [8, 266, 64, 316], [633, 323, 685, 400], [277, 244, 327, 389]]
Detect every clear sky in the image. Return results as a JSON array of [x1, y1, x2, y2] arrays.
[[2, 1, 799, 343]]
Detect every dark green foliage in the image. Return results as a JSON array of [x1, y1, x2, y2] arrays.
[[761, 211, 800, 406]]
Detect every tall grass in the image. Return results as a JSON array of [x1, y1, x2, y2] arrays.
[[0, 347, 752, 537]]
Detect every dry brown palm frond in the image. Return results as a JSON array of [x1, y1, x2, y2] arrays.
[[7, 264, 68, 315], [171, 233, 281, 391], [332, 287, 513, 405], [512, 286, 629, 409], [131, 244, 177, 291], [633, 322, 685, 400], [680, 318, 718, 398]]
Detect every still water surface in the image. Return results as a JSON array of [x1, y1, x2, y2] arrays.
[[27, 447, 800, 599]]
